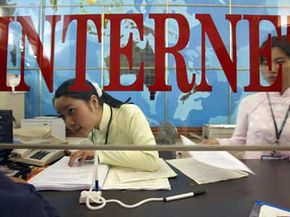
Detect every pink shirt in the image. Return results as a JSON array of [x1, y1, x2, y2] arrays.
[[218, 88, 290, 159]]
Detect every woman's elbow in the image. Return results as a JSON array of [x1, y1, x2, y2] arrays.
[[142, 152, 160, 172]]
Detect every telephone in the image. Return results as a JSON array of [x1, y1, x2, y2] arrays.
[[10, 126, 67, 166], [10, 148, 64, 167]]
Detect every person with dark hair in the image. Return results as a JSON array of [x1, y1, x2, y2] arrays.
[[202, 35, 290, 159], [0, 171, 59, 217], [53, 79, 160, 171]]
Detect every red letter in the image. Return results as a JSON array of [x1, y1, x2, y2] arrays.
[[196, 14, 241, 92], [104, 14, 144, 91], [0, 16, 14, 91], [17, 16, 60, 92], [46, 15, 61, 85], [287, 16, 290, 43], [62, 14, 102, 91], [244, 15, 281, 92], [149, 14, 191, 92]]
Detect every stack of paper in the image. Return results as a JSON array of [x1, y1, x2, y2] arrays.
[[28, 157, 96, 191], [104, 159, 177, 190], [202, 124, 235, 139], [28, 157, 176, 191], [167, 135, 254, 184]]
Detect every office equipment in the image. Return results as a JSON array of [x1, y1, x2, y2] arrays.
[[10, 126, 66, 166], [28, 157, 173, 191], [0, 110, 13, 143], [202, 124, 235, 139], [10, 148, 65, 167], [156, 121, 178, 144], [21, 117, 66, 140], [0, 91, 24, 127], [163, 190, 207, 201]]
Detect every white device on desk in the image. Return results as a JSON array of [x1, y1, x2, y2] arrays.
[[21, 117, 66, 140], [10, 147, 64, 167], [10, 117, 66, 166]]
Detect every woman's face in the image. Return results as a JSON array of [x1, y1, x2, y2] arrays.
[[261, 47, 290, 89], [54, 95, 102, 137]]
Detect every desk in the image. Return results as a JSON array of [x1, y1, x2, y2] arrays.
[[42, 160, 290, 217]]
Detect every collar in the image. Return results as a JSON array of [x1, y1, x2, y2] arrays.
[[268, 87, 290, 99], [98, 103, 112, 133]]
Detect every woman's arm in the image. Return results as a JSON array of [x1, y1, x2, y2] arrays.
[[217, 97, 250, 146], [99, 106, 160, 172]]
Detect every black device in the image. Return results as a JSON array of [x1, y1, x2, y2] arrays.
[[0, 110, 13, 143], [0, 110, 13, 164]]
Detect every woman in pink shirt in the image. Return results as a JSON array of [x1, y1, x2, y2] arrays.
[[203, 35, 290, 159]]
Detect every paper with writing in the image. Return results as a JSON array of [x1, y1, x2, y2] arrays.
[[29, 157, 171, 191], [180, 135, 254, 174], [114, 158, 176, 183], [167, 157, 248, 184], [102, 168, 171, 190]]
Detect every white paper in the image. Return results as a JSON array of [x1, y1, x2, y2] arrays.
[[29, 157, 171, 191], [102, 168, 171, 190], [28, 157, 94, 190], [114, 158, 177, 183], [259, 205, 290, 217], [180, 135, 254, 174], [167, 158, 248, 184]]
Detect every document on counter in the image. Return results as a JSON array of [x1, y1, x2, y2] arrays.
[[29, 157, 172, 191], [258, 205, 290, 217], [28, 157, 96, 191], [114, 158, 177, 183], [249, 201, 290, 217], [102, 168, 171, 190], [167, 135, 254, 184], [167, 157, 248, 184]]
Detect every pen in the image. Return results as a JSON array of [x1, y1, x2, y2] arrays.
[[164, 190, 207, 202]]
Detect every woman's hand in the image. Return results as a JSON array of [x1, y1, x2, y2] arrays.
[[200, 138, 219, 145], [68, 150, 95, 166]]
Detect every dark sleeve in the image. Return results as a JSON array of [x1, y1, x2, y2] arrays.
[[0, 172, 59, 217]]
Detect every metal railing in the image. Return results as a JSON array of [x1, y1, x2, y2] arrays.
[[1, 143, 290, 152]]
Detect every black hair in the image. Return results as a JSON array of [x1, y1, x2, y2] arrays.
[[260, 35, 290, 63], [53, 79, 131, 108]]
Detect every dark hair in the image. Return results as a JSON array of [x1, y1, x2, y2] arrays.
[[260, 35, 290, 63], [53, 79, 130, 108]]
